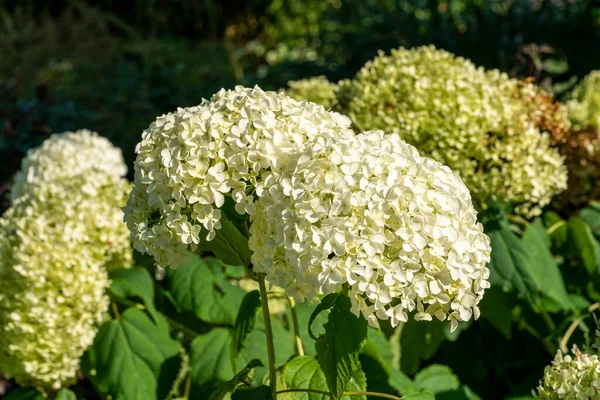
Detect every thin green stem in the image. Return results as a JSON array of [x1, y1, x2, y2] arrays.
[[266, 292, 305, 356], [508, 214, 530, 227], [344, 392, 402, 400], [183, 374, 191, 400], [520, 319, 556, 355], [540, 309, 557, 332], [276, 388, 331, 397], [288, 296, 305, 356], [560, 302, 600, 352], [275, 388, 403, 400], [111, 303, 120, 319], [258, 273, 278, 399]]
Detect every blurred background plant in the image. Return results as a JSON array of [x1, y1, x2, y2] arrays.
[[2, 0, 600, 398]]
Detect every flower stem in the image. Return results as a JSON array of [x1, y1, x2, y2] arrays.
[[287, 296, 305, 356], [276, 388, 331, 397], [344, 392, 402, 399], [258, 273, 278, 399], [275, 388, 403, 399]]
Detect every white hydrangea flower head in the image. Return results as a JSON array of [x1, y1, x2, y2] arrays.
[[11, 129, 128, 200], [249, 130, 491, 331], [124, 85, 354, 268], [0, 195, 111, 390], [340, 45, 567, 217], [11, 129, 133, 270], [567, 70, 600, 131], [534, 347, 600, 399], [285, 76, 340, 109]]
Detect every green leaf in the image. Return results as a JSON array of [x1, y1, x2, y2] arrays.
[[478, 287, 514, 339], [200, 213, 251, 267], [190, 328, 235, 396], [358, 328, 405, 395], [231, 290, 262, 371], [399, 318, 447, 375], [413, 364, 460, 394], [238, 311, 296, 386], [283, 355, 366, 400], [484, 217, 537, 305], [84, 308, 181, 400], [314, 292, 368, 399], [522, 219, 572, 309], [3, 387, 43, 400], [400, 388, 436, 400], [388, 368, 415, 394], [54, 388, 77, 400], [165, 255, 246, 325], [543, 58, 569, 74], [294, 301, 329, 356], [231, 385, 272, 400], [308, 292, 341, 340], [109, 267, 158, 320], [567, 217, 600, 275], [437, 386, 483, 400], [581, 203, 600, 240], [209, 359, 264, 400]]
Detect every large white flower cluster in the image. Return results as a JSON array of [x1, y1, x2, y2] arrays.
[[11, 129, 133, 270], [0, 130, 132, 390], [535, 347, 600, 399], [11, 129, 127, 200], [124, 85, 354, 269], [0, 195, 110, 390], [249, 131, 491, 330], [339, 45, 567, 217]]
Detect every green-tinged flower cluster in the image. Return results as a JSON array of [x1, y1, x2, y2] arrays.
[[535, 346, 600, 399], [339, 45, 567, 217], [11, 129, 133, 270], [567, 71, 600, 130], [285, 76, 339, 109], [0, 196, 111, 391], [0, 130, 132, 390]]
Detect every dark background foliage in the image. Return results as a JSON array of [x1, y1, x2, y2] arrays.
[[1, 1, 600, 398]]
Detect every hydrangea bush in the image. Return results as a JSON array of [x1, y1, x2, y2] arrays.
[[336, 46, 567, 217], [4, 65, 600, 400], [0, 130, 131, 390], [284, 76, 340, 109]]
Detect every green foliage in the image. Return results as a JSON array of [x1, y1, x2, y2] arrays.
[[230, 290, 262, 371], [109, 267, 159, 320], [483, 212, 537, 305], [199, 214, 252, 267], [190, 328, 235, 395], [164, 255, 246, 326], [283, 356, 366, 400], [83, 308, 181, 400], [310, 292, 368, 399]]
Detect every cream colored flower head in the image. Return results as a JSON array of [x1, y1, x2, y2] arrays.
[[285, 76, 340, 109], [340, 45, 567, 217], [534, 347, 600, 399], [567, 70, 600, 131], [249, 130, 491, 331], [11, 129, 128, 200], [0, 195, 110, 390], [11, 129, 133, 270], [124, 85, 355, 269]]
